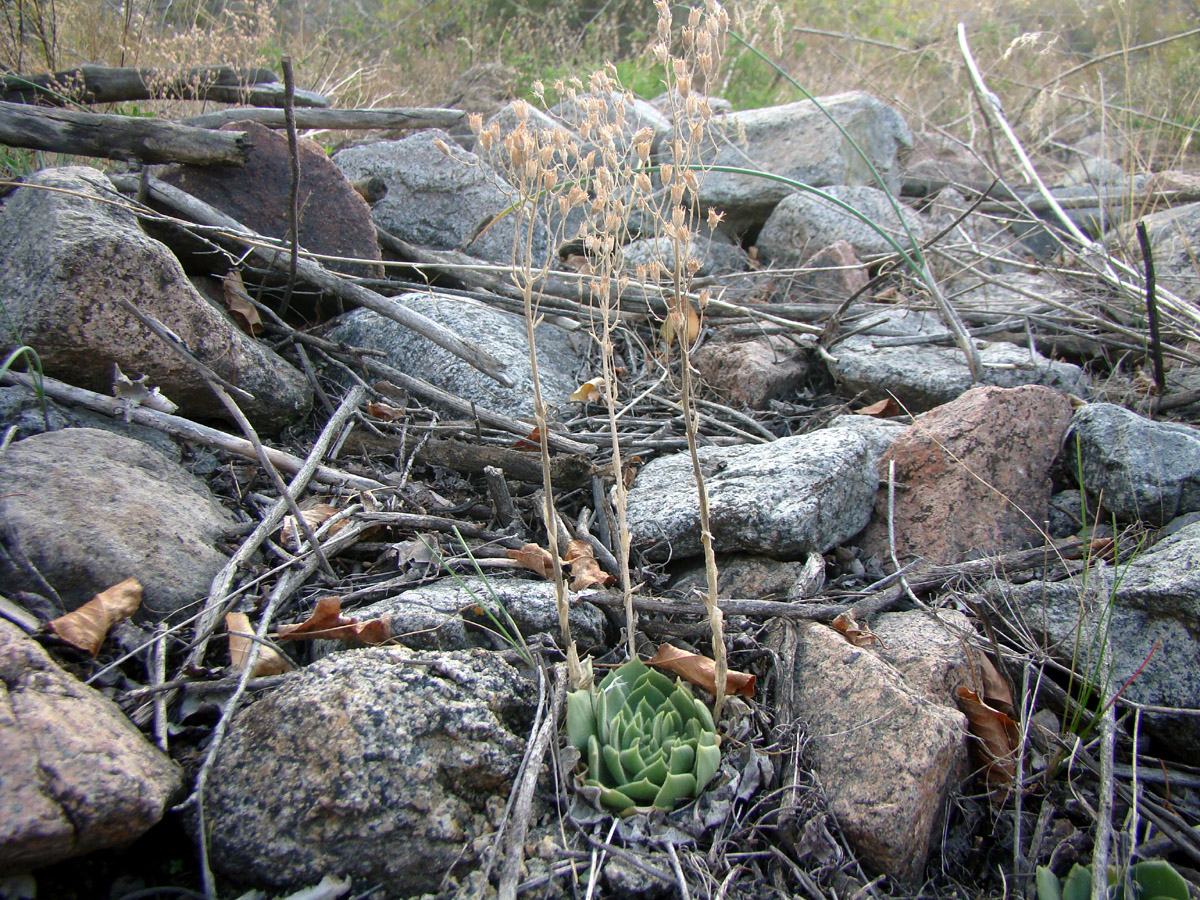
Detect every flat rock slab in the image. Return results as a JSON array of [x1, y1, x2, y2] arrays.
[[980, 519, 1200, 759], [0, 428, 234, 618], [676, 91, 912, 232], [828, 309, 1088, 412], [0, 619, 181, 873], [335, 129, 549, 267], [161, 120, 383, 281], [1070, 402, 1200, 525], [206, 648, 535, 897], [778, 620, 967, 884], [626, 429, 877, 561], [858, 385, 1073, 565], [0, 167, 311, 433], [313, 576, 606, 656], [325, 292, 582, 421]]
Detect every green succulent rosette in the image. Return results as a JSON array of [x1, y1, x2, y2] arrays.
[[566, 658, 721, 814]]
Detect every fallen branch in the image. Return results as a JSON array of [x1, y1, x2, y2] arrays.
[[0, 64, 279, 105], [0, 99, 250, 165], [181, 106, 466, 131]]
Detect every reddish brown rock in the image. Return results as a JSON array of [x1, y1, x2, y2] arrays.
[[858, 385, 1072, 565], [0, 620, 181, 873], [692, 334, 811, 409], [791, 239, 870, 302], [775, 620, 968, 884], [161, 120, 382, 283]]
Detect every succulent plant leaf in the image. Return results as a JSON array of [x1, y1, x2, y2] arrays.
[[567, 689, 597, 750], [1129, 860, 1190, 900], [1060, 864, 1092, 900], [653, 772, 698, 810], [1034, 866, 1062, 900], [567, 658, 721, 814]]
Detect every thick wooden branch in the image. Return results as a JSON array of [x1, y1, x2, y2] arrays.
[[0, 100, 249, 165], [0, 64, 306, 106], [181, 106, 466, 131]]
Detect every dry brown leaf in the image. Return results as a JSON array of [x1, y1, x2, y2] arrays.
[[512, 426, 542, 452], [222, 270, 264, 336], [47, 578, 142, 656], [280, 502, 344, 549], [622, 455, 643, 490], [660, 302, 701, 347], [977, 655, 1015, 717], [226, 612, 290, 676], [858, 397, 902, 418], [956, 685, 1020, 787], [365, 401, 407, 421], [831, 611, 885, 648], [563, 539, 615, 590], [275, 596, 391, 645], [508, 543, 555, 579], [648, 643, 756, 698], [569, 377, 606, 403]]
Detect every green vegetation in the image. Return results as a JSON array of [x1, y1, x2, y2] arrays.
[[1037, 860, 1190, 900]]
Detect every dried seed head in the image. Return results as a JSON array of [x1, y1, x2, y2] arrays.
[[543, 168, 558, 190], [654, 42, 670, 64], [671, 181, 686, 204], [683, 169, 699, 191], [468, 112, 483, 136], [707, 207, 725, 230], [532, 80, 545, 102], [433, 138, 452, 157], [636, 262, 649, 282], [514, 99, 530, 123], [635, 172, 653, 194], [688, 6, 702, 27], [661, 164, 674, 184]]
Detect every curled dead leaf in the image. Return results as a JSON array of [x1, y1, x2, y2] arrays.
[[512, 426, 542, 452], [508, 543, 555, 579], [46, 577, 142, 656], [831, 611, 884, 648], [365, 401, 407, 421], [226, 612, 290, 676], [563, 538, 615, 591], [648, 643, 756, 698], [280, 502, 345, 549], [660, 302, 701, 347], [222, 270, 264, 336], [956, 685, 1020, 788], [857, 397, 902, 418], [569, 377, 606, 404], [275, 596, 391, 645]]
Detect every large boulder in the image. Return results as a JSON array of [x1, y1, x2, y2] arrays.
[[205, 648, 536, 897], [0, 167, 312, 433], [626, 429, 877, 561], [669, 92, 912, 233], [0, 620, 181, 873], [0, 428, 234, 618]]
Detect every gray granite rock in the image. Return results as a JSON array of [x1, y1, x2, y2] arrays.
[[670, 91, 912, 233], [325, 292, 583, 420], [0, 167, 311, 433], [0, 428, 233, 618], [314, 577, 606, 657], [626, 429, 877, 561], [828, 309, 1089, 412], [206, 648, 535, 897], [757, 184, 927, 267], [980, 520, 1200, 758], [335, 130, 549, 267], [0, 620, 181, 872], [1069, 402, 1200, 525]]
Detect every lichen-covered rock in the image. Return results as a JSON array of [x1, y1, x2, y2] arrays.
[[626, 429, 877, 561], [206, 648, 536, 897], [0, 620, 181, 873], [0, 428, 233, 618], [0, 167, 311, 433]]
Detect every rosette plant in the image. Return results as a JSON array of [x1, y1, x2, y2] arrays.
[[566, 658, 721, 814]]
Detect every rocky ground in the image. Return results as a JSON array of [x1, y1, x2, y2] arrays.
[[3, 69, 1200, 900]]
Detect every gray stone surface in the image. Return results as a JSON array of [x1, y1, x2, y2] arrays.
[[824, 415, 907, 467], [206, 648, 535, 897], [314, 577, 607, 657], [626, 429, 877, 561], [0, 167, 312, 433], [828, 309, 1089, 412], [756, 184, 927, 267], [0, 619, 181, 873], [325, 292, 583, 420], [0, 428, 234, 618], [619, 232, 750, 280], [777, 619, 967, 885], [1110, 199, 1200, 306], [335, 130, 549, 267], [981, 520, 1200, 758], [672, 91, 913, 232], [1069, 402, 1200, 525]]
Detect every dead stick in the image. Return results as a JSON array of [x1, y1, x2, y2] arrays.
[[1137, 221, 1165, 396], [279, 57, 300, 318]]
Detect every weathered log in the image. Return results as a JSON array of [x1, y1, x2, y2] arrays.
[[181, 106, 465, 130], [0, 64, 278, 105], [0, 100, 249, 165]]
